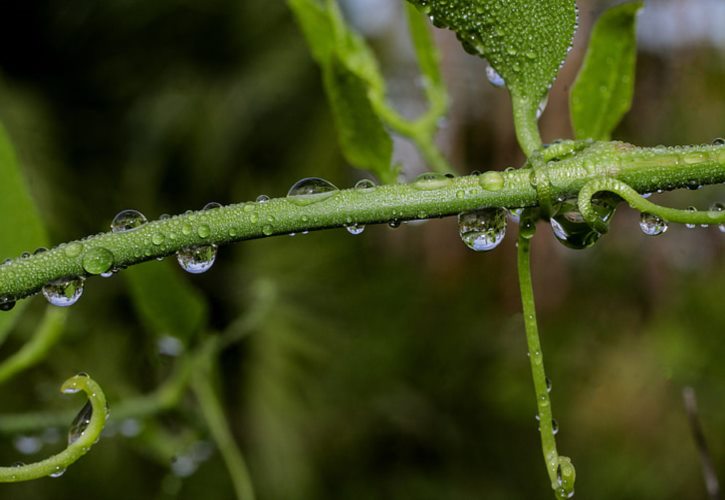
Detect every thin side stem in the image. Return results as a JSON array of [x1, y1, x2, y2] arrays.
[[512, 93, 543, 156], [191, 341, 255, 500], [682, 386, 721, 500]]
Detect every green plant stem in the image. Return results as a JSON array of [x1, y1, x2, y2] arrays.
[[0, 142, 723, 304], [0, 308, 67, 384], [517, 235, 557, 483], [191, 339, 256, 500], [512, 93, 543, 156], [0, 374, 107, 482]]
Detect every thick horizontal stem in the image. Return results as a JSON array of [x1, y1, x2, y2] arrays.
[[0, 142, 723, 303]]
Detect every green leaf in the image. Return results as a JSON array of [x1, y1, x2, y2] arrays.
[[287, 0, 336, 64], [406, 0, 577, 112], [125, 259, 208, 346], [0, 122, 48, 342], [570, 1, 643, 141], [405, 3, 443, 89], [322, 56, 394, 183]]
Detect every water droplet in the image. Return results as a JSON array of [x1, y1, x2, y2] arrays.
[[176, 245, 217, 274], [552, 419, 559, 435], [709, 202, 725, 233], [151, 232, 165, 245], [479, 171, 504, 191], [546, 377, 552, 393], [413, 172, 451, 190], [685, 206, 697, 229], [458, 208, 507, 252], [64, 242, 84, 258], [68, 401, 93, 445], [354, 178, 376, 190], [111, 209, 147, 233], [262, 224, 273, 235], [486, 64, 506, 89], [100, 270, 115, 278], [203, 202, 221, 210], [0, 297, 16, 312], [345, 223, 365, 235], [81, 247, 114, 275], [536, 96, 549, 119], [34, 247, 47, 255], [197, 224, 211, 238], [256, 194, 270, 203], [287, 177, 339, 206], [49, 466, 66, 478], [42, 277, 84, 307], [639, 212, 668, 236], [388, 220, 401, 229], [550, 198, 615, 249], [713, 137, 725, 146]]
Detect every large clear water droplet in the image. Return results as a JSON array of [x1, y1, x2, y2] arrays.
[[639, 212, 668, 236], [81, 247, 114, 275], [176, 245, 217, 274], [413, 172, 451, 190], [68, 401, 93, 445], [287, 177, 339, 206], [485, 65, 506, 88], [550, 198, 616, 250], [42, 277, 84, 307], [111, 209, 147, 233], [458, 208, 507, 251], [0, 297, 16, 312]]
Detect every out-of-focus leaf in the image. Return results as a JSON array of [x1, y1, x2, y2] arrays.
[[405, 3, 443, 90], [0, 122, 48, 343], [125, 259, 207, 346], [406, 0, 577, 115], [570, 1, 643, 140], [287, 0, 393, 181], [323, 56, 394, 184]]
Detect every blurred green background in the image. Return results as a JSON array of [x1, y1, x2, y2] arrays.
[[0, 0, 723, 498]]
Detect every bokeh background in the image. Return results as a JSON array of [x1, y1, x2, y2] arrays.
[[0, 0, 723, 498]]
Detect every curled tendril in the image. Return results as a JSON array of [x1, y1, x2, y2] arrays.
[[578, 177, 725, 234], [554, 456, 576, 499], [0, 373, 107, 482]]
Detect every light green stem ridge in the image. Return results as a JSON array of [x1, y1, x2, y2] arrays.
[[191, 340, 255, 500], [0, 374, 107, 482], [517, 235, 575, 499], [578, 177, 725, 233], [0, 142, 723, 304], [0, 308, 67, 384]]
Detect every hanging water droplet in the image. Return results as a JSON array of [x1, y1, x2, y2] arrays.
[[413, 172, 451, 190], [639, 212, 668, 236], [546, 377, 552, 393], [49, 466, 66, 478], [256, 194, 270, 203], [176, 245, 217, 274], [551, 419, 559, 435], [485, 65, 506, 88], [536, 96, 549, 119], [550, 198, 616, 250], [81, 247, 114, 275], [685, 206, 697, 229], [0, 297, 16, 312], [287, 177, 339, 206], [68, 401, 93, 445], [111, 209, 147, 233], [388, 220, 401, 229], [479, 171, 504, 191], [345, 223, 365, 235], [354, 178, 376, 190], [458, 208, 507, 252], [42, 277, 84, 307], [100, 270, 115, 278]]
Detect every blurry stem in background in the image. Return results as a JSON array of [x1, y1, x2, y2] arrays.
[[0, 374, 107, 482], [682, 386, 721, 500], [0, 307, 67, 384], [517, 233, 575, 499], [191, 338, 256, 500], [1, 141, 724, 305]]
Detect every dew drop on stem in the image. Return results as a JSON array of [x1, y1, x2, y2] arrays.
[[287, 177, 339, 206], [458, 208, 507, 252], [345, 223, 365, 235], [354, 178, 376, 190], [111, 209, 147, 233], [550, 198, 615, 250], [256, 194, 270, 203], [709, 202, 725, 233], [485, 64, 506, 88], [413, 172, 451, 190], [68, 401, 93, 445], [42, 277, 85, 307], [639, 213, 668, 236], [177, 245, 217, 274], [49, 466, 66, 478], [685, 206, 697, 229], [0, 297, 16, 312], [81, 247, 115, 275]]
